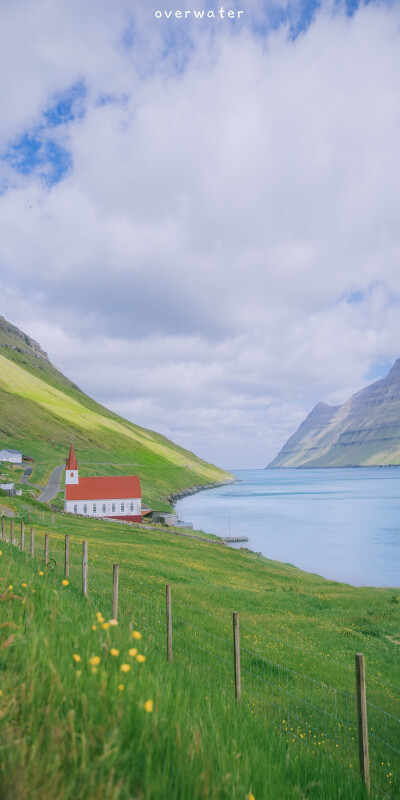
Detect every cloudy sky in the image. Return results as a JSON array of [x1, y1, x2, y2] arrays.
[[1, 0, 400, 469]]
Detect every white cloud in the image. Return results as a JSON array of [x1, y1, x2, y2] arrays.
[[1, 1, 400, 467]]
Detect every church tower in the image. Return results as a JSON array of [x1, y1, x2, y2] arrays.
[[65, 444, 79, 485]]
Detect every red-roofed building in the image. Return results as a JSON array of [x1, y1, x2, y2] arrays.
[[64, 445, 141, 522]]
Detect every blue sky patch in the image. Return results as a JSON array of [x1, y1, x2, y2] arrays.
[[3, 132, 72, 186], [44, 81, 86, 127], [289, 0, 321, 39], [365, 359, 395, 382], [345, 289, 365, 304], [1, 82, 83, 187]]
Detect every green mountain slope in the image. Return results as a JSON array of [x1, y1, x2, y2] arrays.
[[268, 359, 400, 468], [0, 316, 233, 507]]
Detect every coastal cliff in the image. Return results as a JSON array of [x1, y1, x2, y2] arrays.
[[268, 359, 400, 468]]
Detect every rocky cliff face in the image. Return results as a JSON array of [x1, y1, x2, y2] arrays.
[[268, 360, 400, 467], [0, 315, 49, 361]]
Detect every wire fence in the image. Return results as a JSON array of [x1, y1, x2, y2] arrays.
[[2, 518, 400, 799]]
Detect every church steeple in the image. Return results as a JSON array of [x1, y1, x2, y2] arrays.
[[65, 444, 79, 485]]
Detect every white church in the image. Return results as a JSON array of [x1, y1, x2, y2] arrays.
[[64, 445, 142, 522]]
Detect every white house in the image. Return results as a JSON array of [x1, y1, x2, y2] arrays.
[[64, 445, 142, 522], [0, 448, 22, 464]]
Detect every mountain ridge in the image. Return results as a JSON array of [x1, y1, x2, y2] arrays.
[[268, 359, 400, 468], [0, 315, 49, 361], [0, 315, 233, 508]]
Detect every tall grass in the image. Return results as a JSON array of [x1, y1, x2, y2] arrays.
[[0, 542, 369, 800]]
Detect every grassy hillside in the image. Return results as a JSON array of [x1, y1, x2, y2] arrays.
[[1, 494, 399, 797], [0, 506, 376, 800], [0, 317, 233, 508]]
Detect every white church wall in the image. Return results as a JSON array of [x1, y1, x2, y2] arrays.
[[65, 497, 141, 517]]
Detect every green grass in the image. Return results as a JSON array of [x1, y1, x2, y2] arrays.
[[0, 541, 370, 800], [1, 495, 400, 797], [3, 495, 400, 697]]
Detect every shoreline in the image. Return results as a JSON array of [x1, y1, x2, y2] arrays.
[[172, 469, 400, 589], [167, 478, 238, 506]]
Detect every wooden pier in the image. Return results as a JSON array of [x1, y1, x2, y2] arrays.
[[222, 536, 249, 543]]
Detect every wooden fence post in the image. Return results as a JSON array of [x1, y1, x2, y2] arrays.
[[44, 533, 49, 564], [82, 540, 88, 597], [10, 519, 14, 545], [20, 521, 24, 551], [166, 584, 173, 662], [1, 517, 5, 540], [233, 611, 242, 703], [112, 564, 119, 620], [65, 535, 70, 578], [355, 653, 370, 794], [30, 527, 34, 558]]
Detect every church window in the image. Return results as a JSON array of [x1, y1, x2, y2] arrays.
[[102, 503, 106, 513], [121, 503, 124, 512], [74, 504, 77, 514], [93, 504, 96, 514], [130, 502, 133, 512], [112, 503, 115, 512], [83, 504, 87, 514]]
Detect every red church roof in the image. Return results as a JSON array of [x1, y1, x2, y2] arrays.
[[66, 445, 78, 471], [65, 476, 141, 501]]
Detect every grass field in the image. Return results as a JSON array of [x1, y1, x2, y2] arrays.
[[1, 494, 400, 798], [0, 537, 369, 800]]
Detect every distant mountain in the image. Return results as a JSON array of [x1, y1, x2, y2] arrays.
[[0, 315, 233, 507], [268, 360, 400, 468]]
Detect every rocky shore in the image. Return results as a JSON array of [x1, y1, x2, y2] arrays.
[[167, 478, 237, 506]]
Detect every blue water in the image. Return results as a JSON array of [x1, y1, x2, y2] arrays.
[[177, 468, 400, 587]]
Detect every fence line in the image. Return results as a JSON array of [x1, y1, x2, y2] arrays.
[[2, 521, 400, 798]]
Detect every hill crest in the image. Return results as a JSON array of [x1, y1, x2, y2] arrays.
[[0, 315, 233, 508]]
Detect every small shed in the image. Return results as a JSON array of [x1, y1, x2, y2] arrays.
[[0, 483, 16, 496], [150, 512, 178, 526]]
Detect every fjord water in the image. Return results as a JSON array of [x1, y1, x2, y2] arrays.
[[178, 468, 400, 587]]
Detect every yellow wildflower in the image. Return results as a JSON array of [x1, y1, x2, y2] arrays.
[[21, 583, 27, 588], [128, 648, 138, 657], [120, 663, 131, 673], [0, 550, 2, 556], [89, 656, 101, 667], [118, 684, 125, 692], [8, 585, 13, 591], [96, 612, 104, 622], [92, 624, 97, 631], [61, 579, 69, 587], [101, 622, 110, 631], [0, 689, 2, 696], [91, 666, 98, 674], [38, 571, 44, 576], [132, 631, 141, 640], [110, 648, 119, 657], [144, 700, 154, 713], [109, 619, 118, 626], [73, 654, 81, 663], [248, 793, 256, 800], [136, 654, 146, 664]]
